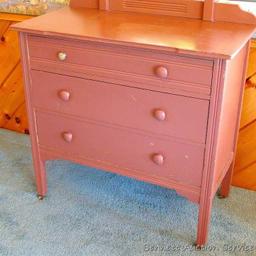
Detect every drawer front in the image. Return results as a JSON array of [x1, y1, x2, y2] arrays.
[[31, 71, 209, 143], [36, 111, 205, 187], [28, 36, 213, 95]]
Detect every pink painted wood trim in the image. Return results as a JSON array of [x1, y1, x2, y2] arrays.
[[19, 32, 47, 197], [203, 0, 215, 21], [196, 58, 226, 247]]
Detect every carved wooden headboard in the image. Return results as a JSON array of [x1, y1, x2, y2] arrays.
[[69, 0, 256, 25]]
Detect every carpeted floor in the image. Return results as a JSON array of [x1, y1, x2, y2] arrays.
[[0, 128, 255, 256]]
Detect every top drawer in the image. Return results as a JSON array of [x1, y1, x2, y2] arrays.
[[27, 35, 213, 96]]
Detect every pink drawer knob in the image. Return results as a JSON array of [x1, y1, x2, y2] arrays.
[[152, 153, 165, 166], [153, 109, 166, 121], [155, 66, 168, 79], [57, 51, 67, 61], [58, 90, 70, 101], [62, 132, 73, 143]]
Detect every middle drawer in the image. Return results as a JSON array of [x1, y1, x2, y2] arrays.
[[30, 71, 209, 143]]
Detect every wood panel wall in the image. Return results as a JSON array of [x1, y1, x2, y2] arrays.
[[0, 13, 255, 190], [0, 15, 30, 134], [232, 40, 256, 191]]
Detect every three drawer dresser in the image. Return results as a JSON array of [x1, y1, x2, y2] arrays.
[[13, 0, 256, 247]]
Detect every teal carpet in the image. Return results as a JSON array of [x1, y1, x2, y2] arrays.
[[0, 128, 255, 256]]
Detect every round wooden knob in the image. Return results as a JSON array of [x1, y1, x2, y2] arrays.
[[57, 52, 67, 61], [152, 153, 165, 166], [155, 66, 168, 79], [62, 132, 73, 143], [153, 109, 166, 121], [58, 90, 70, 101]]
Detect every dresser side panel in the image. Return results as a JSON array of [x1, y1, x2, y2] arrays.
[[213, 44, 249, 190]]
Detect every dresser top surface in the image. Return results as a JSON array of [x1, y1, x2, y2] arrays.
[[13, 6, 255, 59]]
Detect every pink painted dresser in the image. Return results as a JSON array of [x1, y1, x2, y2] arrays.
[[12, 0, 256, 247]]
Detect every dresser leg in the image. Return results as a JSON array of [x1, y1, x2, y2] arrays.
[[37, 194, 45, 200], [33, 154, 47, 199], [196, 197, 213, 247], [219, 161, 234, 199]]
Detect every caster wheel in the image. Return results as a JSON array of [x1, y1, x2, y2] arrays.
[[217, 193, 226, 199], [193, 243, 203, 250], [37, 195, 45, 200]]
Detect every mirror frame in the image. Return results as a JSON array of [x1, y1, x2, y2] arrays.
[[69, 0, 256, 24]]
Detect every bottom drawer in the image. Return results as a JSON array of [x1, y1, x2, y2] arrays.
[[35, 111, 205, 187]]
